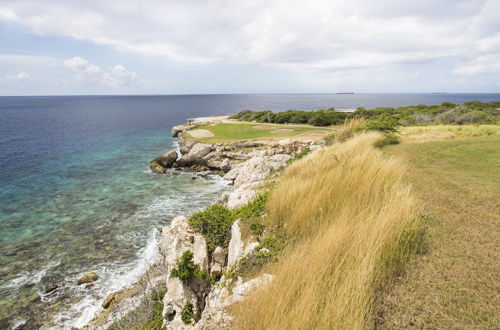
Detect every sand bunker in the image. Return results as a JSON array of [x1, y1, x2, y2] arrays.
[[271, 129, 294, 134], [253, 125, 278, 130], [297, 130, 329, 137], [187, 129, 215, 138]]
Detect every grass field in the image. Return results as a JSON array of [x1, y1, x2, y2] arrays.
[[229, 124, 499, 329], [184, 122, 332, 143], [377, 135, 500, 329], [232, 133, 423, 329]]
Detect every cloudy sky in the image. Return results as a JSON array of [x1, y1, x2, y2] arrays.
[[0, 0, 499, 95]]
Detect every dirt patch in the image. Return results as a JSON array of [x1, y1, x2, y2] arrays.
[[271, 129, 294, 134], [186, 129, 215, 138], [253, 125, 278, 130], [297, 130, 329, 137]]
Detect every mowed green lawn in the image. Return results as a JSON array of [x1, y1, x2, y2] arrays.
[[377, 135, 500, 329], [185, 123, 332, 143]]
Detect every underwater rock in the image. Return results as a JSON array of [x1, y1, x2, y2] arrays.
[[102, 292, 117, 309], [77, 272, 99, 285], [44, 285, 59, 294], [150, 160, 165, 174]]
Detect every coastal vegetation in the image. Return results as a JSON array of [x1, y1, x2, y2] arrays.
[[230, 101, 499, 127], [188, 205, 235, 253], [170, 250, 210, 284]]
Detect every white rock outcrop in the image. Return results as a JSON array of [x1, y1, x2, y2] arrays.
[[210, 246, 227, 278], [227, 220, 259, 269], [194, 273, 275, 329], [159, 216, 209, 328]]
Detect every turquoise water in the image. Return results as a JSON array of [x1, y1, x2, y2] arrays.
[[1, 94, 499, 328], [0, 129, 230, 328]]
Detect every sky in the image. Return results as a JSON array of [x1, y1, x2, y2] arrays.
[[0, 0, 499, 95]]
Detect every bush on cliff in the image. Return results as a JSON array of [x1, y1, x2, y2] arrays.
[[181, 302, 194, 325], [188, 205, 235, 252], [170, 250, 210, 284], [233, 191, 269, 236]]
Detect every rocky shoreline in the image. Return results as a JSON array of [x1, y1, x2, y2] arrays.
[[84, 117, 322, 329]]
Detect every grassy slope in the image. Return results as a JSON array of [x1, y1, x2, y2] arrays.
[[186, 123, 331, 143], [378, 135, 500, 329], [232, 133, 423, 329]]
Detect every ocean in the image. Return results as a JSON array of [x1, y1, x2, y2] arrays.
[[0, 93, 499, 328]]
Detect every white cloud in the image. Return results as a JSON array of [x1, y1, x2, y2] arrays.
[[6, 72, 32, 80], [63, 56, 141, 88], [0, 0, 499, 92], [454, 54, 500, 74]]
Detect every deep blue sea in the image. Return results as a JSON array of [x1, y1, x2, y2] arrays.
[[1, 93, 499, 329]]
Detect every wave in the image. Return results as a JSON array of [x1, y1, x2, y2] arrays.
[[54, 174, 231, 328], [1, 261, 59, 290]]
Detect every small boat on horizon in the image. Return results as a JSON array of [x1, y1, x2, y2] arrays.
[[336, 92, 355, 95]]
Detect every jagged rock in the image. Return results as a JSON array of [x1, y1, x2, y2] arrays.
[[176, 143, 213, 167], [194, 274, 275, 329], [150, 150, 178, 173], [188, 143, 213, 159], [232, 274, 274, 302], [206, 157, 231, 172], [162, 150, 178, 166], [227, 221, 243, 269], [210, 246, 227, 278], [172, 125, 188, 137], [226, 221, 259, 269], [159, 216, 209, 273], [150, 160, 165, 174], [227, 183, 259, 210], [179, 140, 197, 154], [77, 272, 99, 285], [102, 292, 117, 309], [159, 216, 210, 328], [224, 153, 290, 188]]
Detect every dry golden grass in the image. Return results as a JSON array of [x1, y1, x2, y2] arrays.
[[401, 124, 500, 143], [335, 117, 367, 142], [232, 133, 423, 330]]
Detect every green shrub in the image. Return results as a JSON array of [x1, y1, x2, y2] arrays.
[[286, 147, 311, 165], [365, 115, 400, 133], [252, 234, 285, 266], [232, 101, 499, 129], [233, 191, 269, 236], [188, 205, 235, 252], [181, 302, 194, 325], [324, 132, 336, 145], [170, 250, 210, 284], [373, 133, 401, 148], [138, 290, 166, 330]]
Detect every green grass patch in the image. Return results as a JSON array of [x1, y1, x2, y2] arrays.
[[377, 135, 500, 329], [186, 123, 330, 143]]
